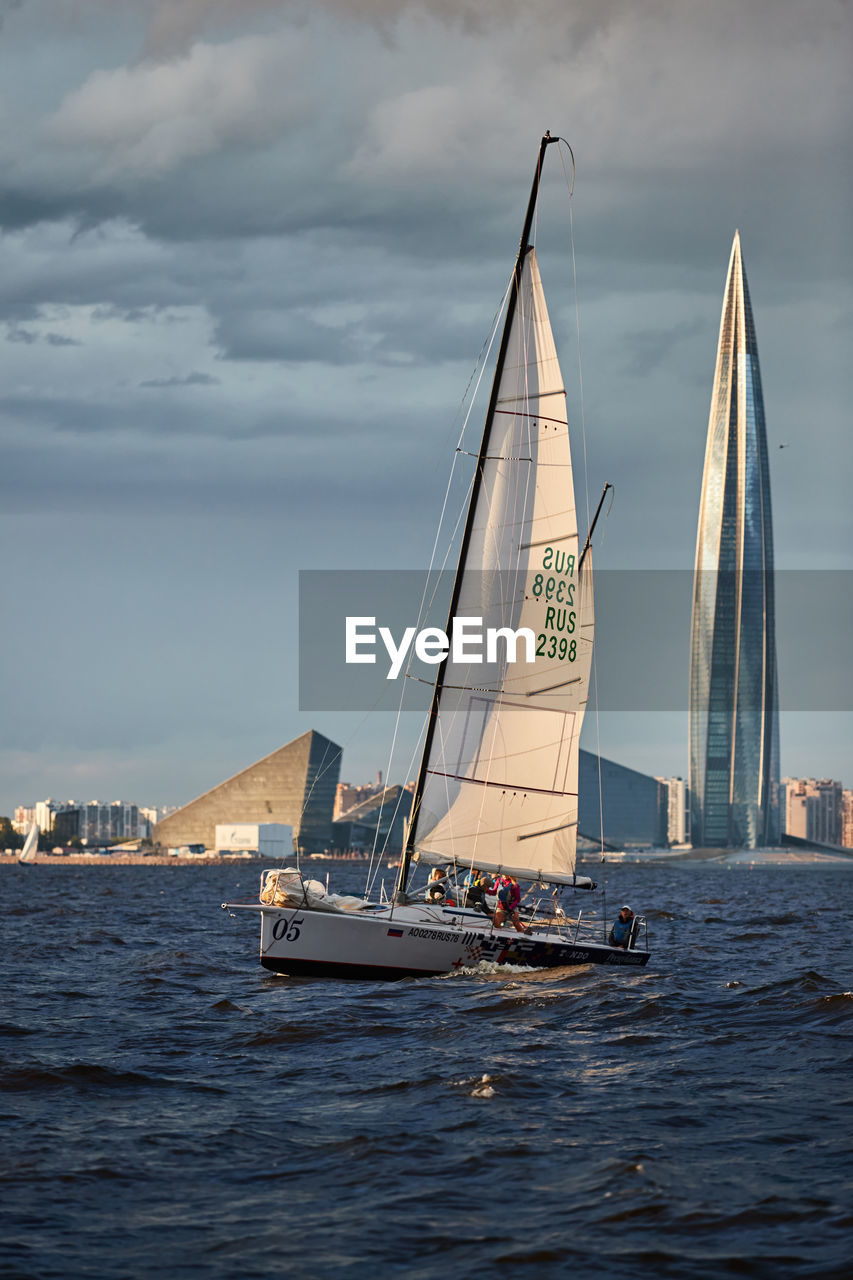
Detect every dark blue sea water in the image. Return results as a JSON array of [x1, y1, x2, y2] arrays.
[[2, 861, 852, 1280]]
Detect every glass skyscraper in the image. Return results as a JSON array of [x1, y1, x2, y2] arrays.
[[689, 231, 780, 848]]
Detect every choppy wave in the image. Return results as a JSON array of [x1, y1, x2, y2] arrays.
[[1, 861, 851, 1279]]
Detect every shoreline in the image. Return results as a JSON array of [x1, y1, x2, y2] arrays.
[[3, 849, 853, 868], [0, 853, 263, 867], [581, 848, 853, 867]]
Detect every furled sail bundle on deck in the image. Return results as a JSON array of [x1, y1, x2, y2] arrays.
[[412, 249, 594, 885]]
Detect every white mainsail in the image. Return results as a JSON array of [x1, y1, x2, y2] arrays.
[[412, 248, 594, 884], [19, 820, 38, 863]]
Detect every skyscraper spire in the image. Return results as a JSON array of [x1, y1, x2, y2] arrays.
[[689, 232, 780, 848]]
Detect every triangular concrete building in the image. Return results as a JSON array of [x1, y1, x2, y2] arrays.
[[153, 730, 342, 853]]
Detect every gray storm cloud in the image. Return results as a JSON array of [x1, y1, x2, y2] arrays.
[[1, 0, 850, 812], [136, 0, 615, 55], [49, 31, 310, 178]]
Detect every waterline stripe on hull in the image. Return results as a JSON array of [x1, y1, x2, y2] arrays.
[[261, 957, 445, 980]]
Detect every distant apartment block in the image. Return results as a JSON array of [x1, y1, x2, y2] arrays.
[[842, 791, 853, 849], [21, 798, 147, 844], [57, 801, 143, 844], [333, 775, 384, 820], [12, 806, 36, 834], [333, 786, 412, 856], [782, 777, 843, 846], [656, 776, 689, 845], [82, 802, 141, 843], [35, 799, 62, 832]]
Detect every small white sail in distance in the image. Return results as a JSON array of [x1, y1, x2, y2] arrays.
[[412, 248, 594, 887], [19, 820, 38, 863]]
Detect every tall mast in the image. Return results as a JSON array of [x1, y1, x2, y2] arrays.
[[396, 132, 560, 896]]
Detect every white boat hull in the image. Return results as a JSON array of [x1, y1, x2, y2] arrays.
[[225, 901, 649, 979]]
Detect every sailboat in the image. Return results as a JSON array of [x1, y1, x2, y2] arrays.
[[223, 135, 649, 976], [18, 820, 39, 864]]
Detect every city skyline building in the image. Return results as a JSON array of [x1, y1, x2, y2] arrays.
[[333, 775, 385, 821], [657, 776, 689, 846], [689, 231, 780, 848], [782, 777, 844, 847], [842, 791, 853, 850], [15, 799, 167, 843]]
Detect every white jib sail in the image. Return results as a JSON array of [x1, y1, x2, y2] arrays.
[[414, 249, 594, 884]]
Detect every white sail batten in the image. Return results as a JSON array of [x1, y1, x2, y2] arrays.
[[413, 249, 593, 881]]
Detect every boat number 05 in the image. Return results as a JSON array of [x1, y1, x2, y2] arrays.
[[271, 916, 304, 942]]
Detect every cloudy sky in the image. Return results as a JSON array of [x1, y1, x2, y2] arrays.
[[1, 0, 851, 817]]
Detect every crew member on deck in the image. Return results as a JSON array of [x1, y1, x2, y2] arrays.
[[463, 867, 492, 911], [608, 905, 635, 949], [493, 876, 526, 932], [425, 867, 450, 903]]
